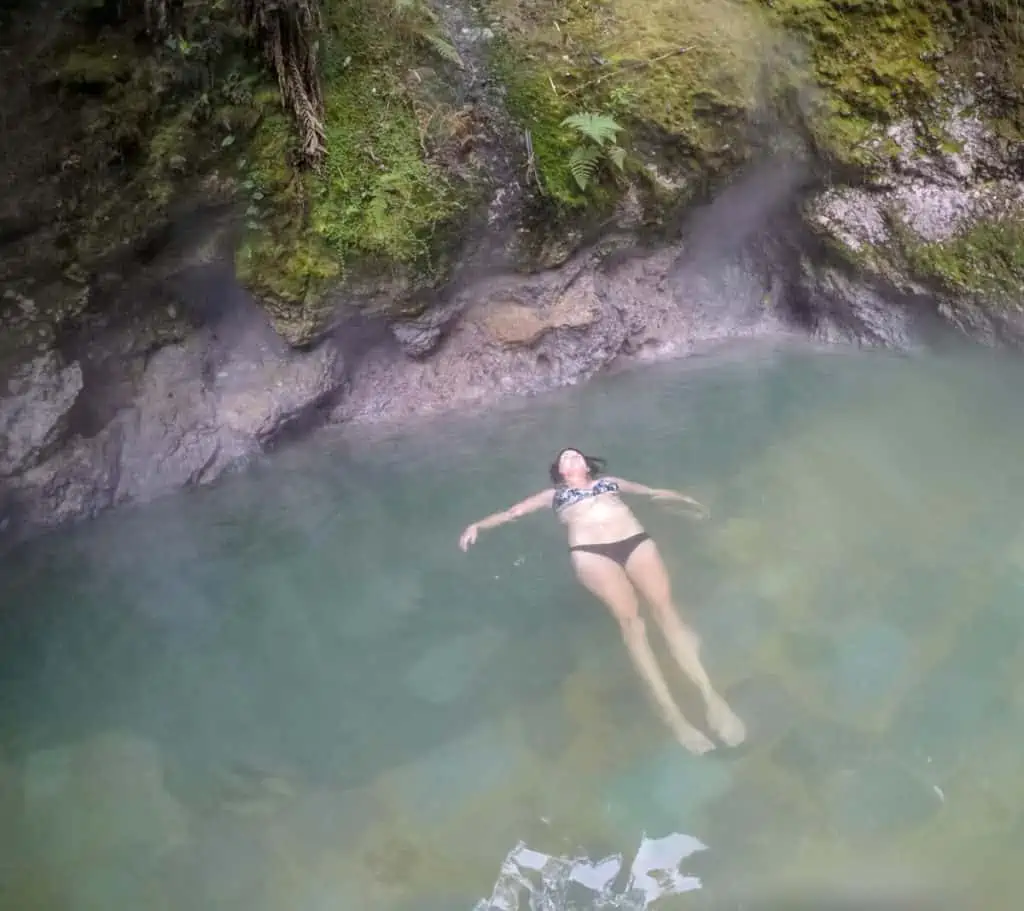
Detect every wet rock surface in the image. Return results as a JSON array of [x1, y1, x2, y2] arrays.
[[333, 238, 794, 430], [2, 307, 344, 541]]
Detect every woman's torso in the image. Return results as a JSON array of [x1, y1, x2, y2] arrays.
[[553, 477, 645, 546]]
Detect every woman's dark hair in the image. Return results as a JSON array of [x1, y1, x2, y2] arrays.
[[549, 448, 607, 484]]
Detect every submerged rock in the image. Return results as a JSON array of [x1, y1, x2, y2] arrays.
[[823, 757, 942, 837], [20, 731, 189, 908], [602, 741, 735, 841], [405, 627, 507, 706]]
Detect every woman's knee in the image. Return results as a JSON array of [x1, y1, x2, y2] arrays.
[[617, 611, 647, 641], [652, 605, 701, 644]]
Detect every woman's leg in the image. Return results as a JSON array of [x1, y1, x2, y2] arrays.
[[624, 538, 747, 746], [570, 549, 715, 754]]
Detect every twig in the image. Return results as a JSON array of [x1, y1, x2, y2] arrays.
[[524, 129, 542, 191], [560, 45, 695, 99]]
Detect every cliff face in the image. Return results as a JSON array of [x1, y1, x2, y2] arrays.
[[1, 0, 1022, 541]]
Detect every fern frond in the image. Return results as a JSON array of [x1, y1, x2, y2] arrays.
[[392, 0, 438, 22], [568, 145, 603, 190], [607, 145, 627, 171], [423, 32, 464, 67], [561, 112, 622, 147]]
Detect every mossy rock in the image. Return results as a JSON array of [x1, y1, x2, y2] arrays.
[[1, 0, 492, 349], [894, 212, 1024, 307], [5, 0, 1023, 357], [760, 0, 947, 166], [0, 1, 267, 367], [485, 0, 772, 253], [483, 0, 1018, 209], [233, 0, 488, 344]]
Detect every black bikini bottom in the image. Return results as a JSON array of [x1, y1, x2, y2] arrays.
[[569, 532, 650, 568]]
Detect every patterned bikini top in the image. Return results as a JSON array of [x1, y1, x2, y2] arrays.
[[552, 477, 620, 512]]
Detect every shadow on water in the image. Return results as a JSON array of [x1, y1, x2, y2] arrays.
[[2, 339, 1024, 909]]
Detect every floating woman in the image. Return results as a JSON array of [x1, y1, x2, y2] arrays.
[[459, 447, 746, 753]]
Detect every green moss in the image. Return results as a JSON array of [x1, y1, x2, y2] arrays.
[[488, 0, 765, 186], [314, 64, 462, 263], [143, 111, 196, 207], [51, 33, 137, 86], [234, 0, 471, 339], [760, 0, 947, 167], [566, 0, 766, 157], [486, 0, 982, 178], [235, 100, 342, 337], [944, 2, 1024, 143], [900, 215, 1024, 303], [492, 43, 588, 209]]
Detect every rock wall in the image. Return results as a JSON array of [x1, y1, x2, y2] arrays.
[[0, 203, 802, 544], [1, 0, 1022, 543]]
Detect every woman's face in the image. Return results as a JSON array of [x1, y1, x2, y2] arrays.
[[558, 448, 587, 480]]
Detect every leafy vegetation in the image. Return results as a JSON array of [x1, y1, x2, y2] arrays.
[[561, 113, 627, 191]]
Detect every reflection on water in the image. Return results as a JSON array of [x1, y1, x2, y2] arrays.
[[1, 340, 1024, 909], [477, 833, 705, 911]]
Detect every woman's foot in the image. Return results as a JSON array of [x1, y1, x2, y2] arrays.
[[673, 720, 716, 755], [705, 693, 746, 747]]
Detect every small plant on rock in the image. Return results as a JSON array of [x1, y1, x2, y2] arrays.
[[561, 112, 627, 191]]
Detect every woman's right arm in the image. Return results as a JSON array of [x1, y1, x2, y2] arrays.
[[459, 489, 555, 551]]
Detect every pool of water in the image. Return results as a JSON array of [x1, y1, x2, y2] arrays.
[[2, 340, 1024, 910]]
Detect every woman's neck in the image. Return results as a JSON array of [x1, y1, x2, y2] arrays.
[[563, 473, 591, 488]]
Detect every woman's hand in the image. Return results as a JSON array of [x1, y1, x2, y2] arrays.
[[651, 490, 709, 518], [459, 523, 479, 551]]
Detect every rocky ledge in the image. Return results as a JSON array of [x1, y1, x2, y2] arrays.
[[0, 182, 800, 541]]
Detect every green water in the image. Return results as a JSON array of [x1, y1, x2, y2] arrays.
[[2, 341, 1024, 910]]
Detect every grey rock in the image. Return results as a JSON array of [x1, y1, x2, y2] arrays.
[[216, 334, 342, 442], [0, 352, 82, 476], [14, 427, 121, 530], [389, 301, 463, 358], [2, 319, 344, 542], [805, 102, 1024, 347], [112, 341, 223, 504], [333, 243, 788, 429], [797, 260, 920, 349]]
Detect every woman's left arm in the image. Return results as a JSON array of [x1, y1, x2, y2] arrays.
[[608, 477, 708, 513]]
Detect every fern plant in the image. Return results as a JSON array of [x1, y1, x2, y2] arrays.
[[561, 113, 627, 191], [390, 0, 464, 68]]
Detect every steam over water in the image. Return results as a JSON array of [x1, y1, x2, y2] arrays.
[[2, 339, 1024, 909]]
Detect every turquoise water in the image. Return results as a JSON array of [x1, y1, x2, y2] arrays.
[[2, 340, 1024, 910]]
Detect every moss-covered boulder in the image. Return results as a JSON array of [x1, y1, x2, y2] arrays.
[[480, 0, 1023, 313], [234, 0, 493, 344], [478, 0, 959, 253], [804, 98, 1024, 344], [0, 0, 258, 371]]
